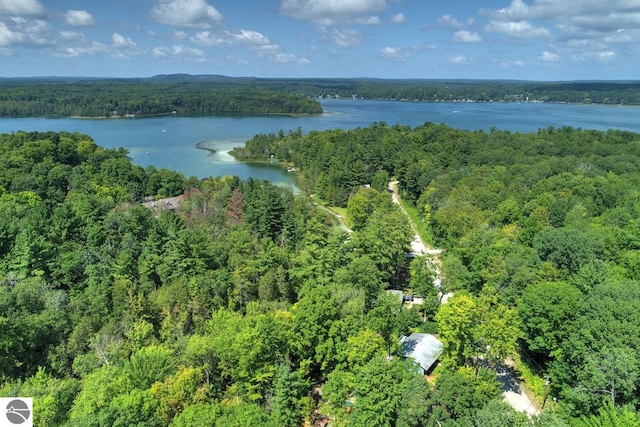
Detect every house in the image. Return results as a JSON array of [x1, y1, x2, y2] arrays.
[[399, 333, 444, 375]]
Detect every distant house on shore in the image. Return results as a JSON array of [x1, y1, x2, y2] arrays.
[[399, 333, 444, 375]]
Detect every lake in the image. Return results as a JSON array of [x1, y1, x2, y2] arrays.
[[1, 99, 639, 190]]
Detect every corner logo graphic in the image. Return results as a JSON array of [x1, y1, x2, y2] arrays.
[[0, 398, 32, 427]]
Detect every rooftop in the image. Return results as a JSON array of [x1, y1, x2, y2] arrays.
[[399, 333, 444, 373]]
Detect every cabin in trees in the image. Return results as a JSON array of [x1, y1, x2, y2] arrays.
[[399, 333, 444, 375]]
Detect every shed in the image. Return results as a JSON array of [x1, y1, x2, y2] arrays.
[[399, 333, 444, 375]]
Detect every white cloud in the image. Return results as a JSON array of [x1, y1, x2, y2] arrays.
[[0, 21, 22, 46], [595, 50, 615, 60], [230, 29, 281, 54], [54, 41, 108, 58], [59, 30, 83, 41], [151, 0, 223, 29], [391, 12, 405, 24], [539, 50, 560, 62], [174, 30, 188, 40], [380, 46, 409, 60], [110, 33, 140, 59], [500, 59, 525, 67], [449, 55, 471, 64], [227, 29, 308, 64], [281, 0, 387, 25], [274, 52, 310, 64], [0, 16, 53, 47], [437, 14, 474, 30], [482, 0, 640, 63], [437, 14, 463, 30], [411, 43, 437, 51], [486, 0, 532, 21], [64, 10, 95, 27], [152, 44, 206, 61], [190, 30, 226, 46], [358, 16, 381, 25], [486, 20, 550, 39], [0, 0, 45, 16], [112, 33, 135, 48], [329, 27, 362, 47], [453, 30, 482, 43]]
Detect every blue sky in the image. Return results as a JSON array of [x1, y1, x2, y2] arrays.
[[0, 0, 638, 80]]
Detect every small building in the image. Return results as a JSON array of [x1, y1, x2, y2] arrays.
[[399, 333, 444, 375]]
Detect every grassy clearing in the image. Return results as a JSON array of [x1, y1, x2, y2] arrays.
[[397, 197, 435, 247], [512, 354, 545, 403], [330, 206, 348, 217]]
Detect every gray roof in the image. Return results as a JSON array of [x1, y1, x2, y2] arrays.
[[399, 333, 444, 372]]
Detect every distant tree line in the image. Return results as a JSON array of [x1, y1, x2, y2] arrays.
[[234, 77, 640, 104], [1, 76, 639, 120], [0, 77, 322, 117]]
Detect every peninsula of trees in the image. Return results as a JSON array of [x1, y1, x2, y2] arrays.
[[3, 123, 640, 425], [0, 76, 323, 118]]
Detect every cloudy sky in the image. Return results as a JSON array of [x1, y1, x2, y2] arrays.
[[1, 0, 638, 80]]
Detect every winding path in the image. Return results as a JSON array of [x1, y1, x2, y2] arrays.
[[388, 181, 539, 416], [311, 199, 352, 233]]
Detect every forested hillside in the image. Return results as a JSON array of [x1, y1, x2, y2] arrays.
[[3, 125, 640, 426], [0, 131, 428, 426], [0, 78, 322, 117], [235, 123, 640, 422]]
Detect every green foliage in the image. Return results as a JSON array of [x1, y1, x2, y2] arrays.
[[395, 375, 432, 427], [534, 228, 597, 275], [346, 187, 379, 230], [551, 280, 640, 415], [269, 363, 302, 427], [349, 358, 418, 427], [0, 77, 323, 117], [126, 346, 176, 389], [473, 399, 532, 427], [16, 368, 80, 427], [429, 367, 502, 422], [170, 403, 221, 426], [519, 281, 583, 359], [213, 402, 269, 426], [571, 401, 640, 427], [436, 290, 520, 369], [4, 117, 640, 425]]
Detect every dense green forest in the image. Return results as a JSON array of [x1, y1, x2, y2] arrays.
[[0, 77, 322, 117], [1, 76, 639, 120], [3, 126, 640, 426], [234, 123, 640, 421]]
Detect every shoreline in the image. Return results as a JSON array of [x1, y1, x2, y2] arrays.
[[2, 100, 638, 121]]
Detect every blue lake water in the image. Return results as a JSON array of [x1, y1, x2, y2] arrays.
[[0, 99, 639, 189]]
